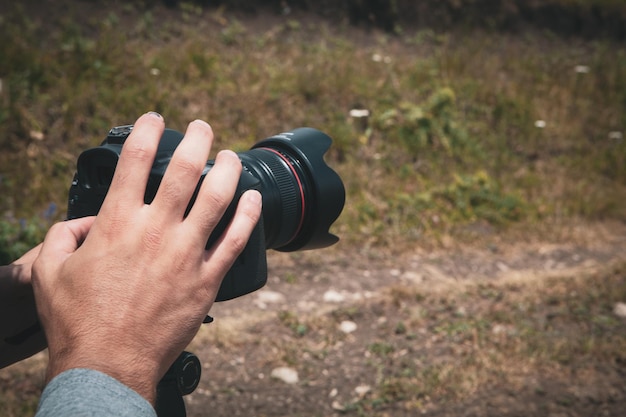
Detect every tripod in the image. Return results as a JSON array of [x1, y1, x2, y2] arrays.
[[156, 315, 214, 416], [155, 351, 202, 417]]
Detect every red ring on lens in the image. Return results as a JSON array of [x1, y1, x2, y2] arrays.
[[258, 147, 306, 244]]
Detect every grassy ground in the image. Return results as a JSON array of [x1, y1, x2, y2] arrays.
[[0, 0, 625, 253], [0, 1, 625, 416]]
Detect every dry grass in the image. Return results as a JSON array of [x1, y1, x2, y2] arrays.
[[1, 1, 625, 253], [178, 257, 626, 416], [0, 2, 625, 416]]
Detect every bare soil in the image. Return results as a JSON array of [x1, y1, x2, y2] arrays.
[[2, 226, 625, 417], [180, 220, 626, 417]]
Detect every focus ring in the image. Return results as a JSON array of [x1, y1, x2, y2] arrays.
[[245, 148, 301, 247]]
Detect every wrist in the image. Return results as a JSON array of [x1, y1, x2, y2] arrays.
[[46, 347, 161, 404]]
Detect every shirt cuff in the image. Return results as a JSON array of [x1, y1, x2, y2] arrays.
[[36, 368, 156, 417]]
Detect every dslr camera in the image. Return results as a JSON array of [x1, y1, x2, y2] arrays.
[[67, 125, 345, 301]]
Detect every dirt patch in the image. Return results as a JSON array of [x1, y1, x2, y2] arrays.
[[1, 223, 625, 416], [175, 220, 626, 417], [209, 220, 626, 320]]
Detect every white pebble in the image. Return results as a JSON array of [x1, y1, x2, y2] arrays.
[[339, 320, 357, 334], [355, 385, 371, 396], [270, 367, 299, 384], [323, 289, 346, 303], [614, 302, 626, 318]]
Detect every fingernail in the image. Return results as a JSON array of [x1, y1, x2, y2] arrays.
[[192, 119, 211, 129], [147, 111, 162, 119], [217, 149, 238, 160]]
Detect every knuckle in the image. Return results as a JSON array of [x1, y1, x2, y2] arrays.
[[122, 142, 153, 163], [46, 221, 66, 235], [157, 181, 184, 203], [207, 189, 232, 209], [171, 154, 203, 178], [199, 185, 233, 213], [226, 232, 249, 255]]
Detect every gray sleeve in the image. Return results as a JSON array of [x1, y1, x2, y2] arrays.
[[35, 368, 156, 417]]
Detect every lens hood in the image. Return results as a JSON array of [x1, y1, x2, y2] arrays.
[[251, 128, 345, 252]]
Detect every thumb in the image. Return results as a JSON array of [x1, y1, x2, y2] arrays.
[[37, 217, 96, 263]]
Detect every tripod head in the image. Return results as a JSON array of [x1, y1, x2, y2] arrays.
[[156, 351, 201, 417]]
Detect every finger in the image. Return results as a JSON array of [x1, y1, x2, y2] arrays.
[[9, 243, 43, 287], [12, 243, 43, 266], [201, 189, 262, 288], [184, 150, 242, 243], [33, 217, 96, 278], [38, 217, 96, 260], [100, 112, 164, 213], [151, 119, 213, 219]]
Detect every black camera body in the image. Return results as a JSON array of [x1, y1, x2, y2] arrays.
[[67, 125, 345, 301]]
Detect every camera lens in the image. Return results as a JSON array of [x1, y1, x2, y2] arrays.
[[239, 128, 345, 252]]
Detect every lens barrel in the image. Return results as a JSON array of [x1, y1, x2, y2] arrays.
[[240, 127, 345, 252]]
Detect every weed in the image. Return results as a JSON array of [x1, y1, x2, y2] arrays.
[[277, 310, 308, 337], [284, 272, 298, 284], [0, 204, 56, 263], [375, 88, 470, 158], [367, 342, 395, 357]]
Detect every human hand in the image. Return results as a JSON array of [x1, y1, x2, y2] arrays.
[[32, 112, 262, 403], [0, 244, 47, 368]]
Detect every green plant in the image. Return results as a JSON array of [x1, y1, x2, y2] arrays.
[[277, 310, 308, 337], [0, 215, 50, 264], [375, 88, 469, 157]]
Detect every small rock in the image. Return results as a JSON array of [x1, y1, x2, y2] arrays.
[[270, 367, 299, 384], [256, 290, 286, 304], [614, 302, 626, 318], [492, 324, 516, 336], [401, 271, 423, 283], [355, 385, 371, 397], [339, 320, 357, 334], [331, 400, 346, 411], [29, 130, 45, 141], [496, 261, 510, 272], [574, 65, 590, 74], [323, 289, 346, 303], [254, 290, 286, 309]]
